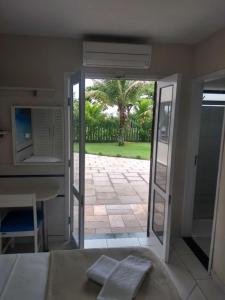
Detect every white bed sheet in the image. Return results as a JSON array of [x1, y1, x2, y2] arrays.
[[0, 248, 181, 300], [0, 253, 49, 300]]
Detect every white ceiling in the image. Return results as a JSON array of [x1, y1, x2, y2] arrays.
[[1, 0, 225, 44]]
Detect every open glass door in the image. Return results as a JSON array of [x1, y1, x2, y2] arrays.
[[150, 74, 180, 261], [69, 70, 85, 248]]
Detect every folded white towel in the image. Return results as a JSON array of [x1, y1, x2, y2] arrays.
[[97, 255, 152, 300], [86, 255, 119, 285]]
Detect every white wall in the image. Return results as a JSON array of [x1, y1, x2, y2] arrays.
[[194, 106, 224, 219], [0, 35, 82, 242], [191, 27, 225, 285], [213, 130, 225, 285], [193, 27, 225, 77], [0, 34, 193, 243]]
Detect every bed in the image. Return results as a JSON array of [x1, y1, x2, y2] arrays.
[[0, 247, 181, 300]]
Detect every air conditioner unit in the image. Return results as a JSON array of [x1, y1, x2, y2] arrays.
[[83, 42, 151, 69]]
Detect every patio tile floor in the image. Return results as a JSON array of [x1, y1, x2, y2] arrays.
[[81, 154, 150, 236]]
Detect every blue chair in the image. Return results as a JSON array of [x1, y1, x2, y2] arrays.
[[0, 194, 43, 253]]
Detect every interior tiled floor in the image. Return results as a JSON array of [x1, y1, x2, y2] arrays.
[[83, 154, 150, 235], [84, 237, 225, 300], [192, 219, 213, 256]]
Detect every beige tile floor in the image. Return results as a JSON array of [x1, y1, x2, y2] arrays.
[[82, 154, 150, 236]]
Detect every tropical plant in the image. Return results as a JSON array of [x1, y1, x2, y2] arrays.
[[133, 98, 153, 126], [85, 101, 106, 125], [86, 80, 151, 145], [132, 98, 153, 141]]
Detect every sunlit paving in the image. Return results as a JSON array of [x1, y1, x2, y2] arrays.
[[83, 154, 150, 236]]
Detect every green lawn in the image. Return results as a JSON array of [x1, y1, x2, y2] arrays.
[[74, 142, 151, 160]]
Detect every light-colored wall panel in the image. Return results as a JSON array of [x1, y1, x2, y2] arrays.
[[193, 27, 225, 77], [191, 27, 225, 285], [0, 34, 193, 243], [194, 106, 224, 219]]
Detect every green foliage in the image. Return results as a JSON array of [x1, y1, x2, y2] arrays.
[[133, 98, 153, 126], [138, 82, 155, 99], [85, 101, 105, 125], [79, 142, 151, 160], [85, 80, 154, 145], [128, 98, 153, 141], [73, 80, 154, 144]]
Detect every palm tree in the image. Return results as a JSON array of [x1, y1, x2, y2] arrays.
[[86, 80, 146, 145]]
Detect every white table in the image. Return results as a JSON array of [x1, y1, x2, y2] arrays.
[[0, 181, 60, 251]]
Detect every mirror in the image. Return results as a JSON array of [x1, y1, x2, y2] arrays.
[[12, 106, 64, 164]]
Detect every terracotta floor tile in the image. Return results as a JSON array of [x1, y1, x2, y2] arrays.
[[127, 177, 144, 181], [119, 195, 142, 204], [85, 228, 95, 234], [85, 205, 94, 216], [85, 221, 110, 229], [85, 196, 97, 204], [85, 189, 96, 196], [106, 204, 133, 215], [94, 173, 108, 177], [109, 174, 125, 179], [96, 198, 120, 205], [122, 215, 140, 227], [111, 227, 142, 233], [94, 205, 107, 216], [123, 172, 138, 176], [107, 209, 133, 215], [96, 192, 117, 200], [85, 215, 109, 222], [111, 179, 128, 184], [110, 227, 131, 233], [83, 154, 150, 235], [109, 215, 125, 227], [131, 204, 145, 214], [93, 181, 111, 186], [135, 214, 148, 226], [93, 177, 111, 182], [95, 185, 114, 193], [96, 228, 112, 234]]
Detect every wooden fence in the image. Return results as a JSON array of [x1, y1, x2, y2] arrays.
[[74, 125, 151, 142]]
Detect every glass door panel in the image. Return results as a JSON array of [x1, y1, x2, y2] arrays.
[[73, 83, 80, 192], [154, 86, 173, 191], [150, 74, 180, 261], [73, 194, 79, 243], [152, 191, 165, 244], [69, 71, 85, 249]]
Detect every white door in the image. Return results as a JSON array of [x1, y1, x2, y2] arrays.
[[150, 74, 180, 261], [69, 70, 85, 248]]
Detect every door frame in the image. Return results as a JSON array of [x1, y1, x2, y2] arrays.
[[84, 70, 159, 239], [150, 74, 181, 261], [66, 70, 86, 248], [182, 69, 225, 273], [64, 67, 177, 249]]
